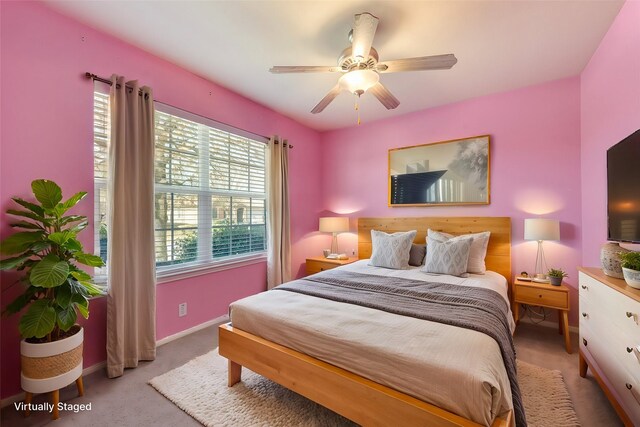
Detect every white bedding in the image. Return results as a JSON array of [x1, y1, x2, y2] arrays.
[[229, 260, 515, 426]]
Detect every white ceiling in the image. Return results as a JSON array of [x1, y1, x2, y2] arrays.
[[45, 0, 623, 131]]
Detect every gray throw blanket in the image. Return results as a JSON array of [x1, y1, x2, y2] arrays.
[[274, 269, 527, 427]]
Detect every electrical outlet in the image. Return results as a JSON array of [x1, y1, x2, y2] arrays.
[[178, 303, 187, 317]]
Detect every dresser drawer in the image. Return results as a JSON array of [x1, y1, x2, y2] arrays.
[[619, 345, 640, 385], [585, 316, 640, 382], [602, 325, 640, 385], [582, 327, 640, 422], [515, 285, 568, 309], [579, 273, 640, 331], [591, 333, 640, 420]]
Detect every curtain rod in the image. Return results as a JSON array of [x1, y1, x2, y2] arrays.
[[85, 72, 292, 148]]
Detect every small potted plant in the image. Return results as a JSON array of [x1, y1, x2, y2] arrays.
[[547, 268, 568, 286], [620, 251, 640, 289], [0, 179, 104, 418]]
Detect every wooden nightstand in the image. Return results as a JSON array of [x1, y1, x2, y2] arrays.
[[513, 278, 572, 354], [306, 256, 357, 275]]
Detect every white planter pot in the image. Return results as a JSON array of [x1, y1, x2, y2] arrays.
[[20, 326, 83, 393], [622, 267, 640, 290]]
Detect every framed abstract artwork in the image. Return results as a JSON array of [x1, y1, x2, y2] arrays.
[[388, 135, 490, 206]]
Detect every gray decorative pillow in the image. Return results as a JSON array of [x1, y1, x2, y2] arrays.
[[408, 244, 426, 267], [422, 235, 473, 277], [428, 229, 491, 274], [369, 230, 417, 269]]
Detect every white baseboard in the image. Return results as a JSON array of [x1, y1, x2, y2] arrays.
[[518, 315, 579, 334], [1, 315, 229, 409], [156, 314, 228, 347]]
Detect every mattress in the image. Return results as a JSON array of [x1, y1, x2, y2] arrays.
[[229, 260, 515, 426]]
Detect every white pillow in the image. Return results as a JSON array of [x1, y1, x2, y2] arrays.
[[369, 229, 417, 269], [428, 229, 491, 274], [422, 235, 473, 277]]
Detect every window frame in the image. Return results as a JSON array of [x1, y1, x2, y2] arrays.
[[93, 90, 268, 284]]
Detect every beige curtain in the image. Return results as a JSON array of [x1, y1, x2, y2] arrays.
[[267, 136, 291, 289], [106, 75, 156, 378]]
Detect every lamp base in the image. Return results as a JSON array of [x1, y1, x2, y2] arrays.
[[331, 233, 339, 255], [533, 240, 550, 280]]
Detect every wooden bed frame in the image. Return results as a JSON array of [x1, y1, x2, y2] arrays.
[[219, 216, 513, 427]]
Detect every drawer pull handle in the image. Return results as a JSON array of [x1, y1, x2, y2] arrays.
[[627, 347, 633, 353], [581, 285, 588, 290], [320, 268, 324, 271], [538, 294, 543, 298], [627, 312, 634, 318], [582, 312, 587, 318], [583, 338, 588, 346], [626, 383, 633, 390]]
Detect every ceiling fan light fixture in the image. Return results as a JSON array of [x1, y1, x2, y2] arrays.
[[276, 12, 455, 116], [338, 69, 379, 94]]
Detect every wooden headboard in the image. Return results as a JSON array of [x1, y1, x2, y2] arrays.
[[358, 217, 511, 281]]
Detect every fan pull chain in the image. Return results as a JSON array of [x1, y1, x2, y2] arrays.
[[354, 93, 361, 125]]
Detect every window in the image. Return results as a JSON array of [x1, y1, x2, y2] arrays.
[[93, 92, 267, 280]]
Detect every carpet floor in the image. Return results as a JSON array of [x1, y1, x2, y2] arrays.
[[0, 320, 622, 426], [149, 349, 580, 427]]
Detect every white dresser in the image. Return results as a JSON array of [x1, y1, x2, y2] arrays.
[[579, 267, 640, 426]]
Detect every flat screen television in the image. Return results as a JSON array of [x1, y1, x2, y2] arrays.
[[607, 129, 640, 243]]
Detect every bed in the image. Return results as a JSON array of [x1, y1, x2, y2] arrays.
[[219, 217, 515, 427]]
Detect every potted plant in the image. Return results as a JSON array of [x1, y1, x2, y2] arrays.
[[620, 251, 640, 289], [547, 268, 568, 286], [0, 179, 104, 418]]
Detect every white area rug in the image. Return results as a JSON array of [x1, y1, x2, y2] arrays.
[[518, 361, 582, 427], [149, 349, 580, 427]]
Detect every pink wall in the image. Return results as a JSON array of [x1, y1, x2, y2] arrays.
[[580, 0, 640, 265], [321, 77, 583, 323], [1, 0, 634, 404], [0, 1, 322, 399]]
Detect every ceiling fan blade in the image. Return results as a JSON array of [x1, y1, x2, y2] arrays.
[[351, 12, 379, 62], [369, 82, 400, 110], [377, 54, 458, 73], [311, 85, 342, 114], [270, 66, 342, 74]]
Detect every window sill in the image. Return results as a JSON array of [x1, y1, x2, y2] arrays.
[[93, 253, 267, 286]]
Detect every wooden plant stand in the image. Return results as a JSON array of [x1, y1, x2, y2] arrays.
[[24, 376, 84, 420]]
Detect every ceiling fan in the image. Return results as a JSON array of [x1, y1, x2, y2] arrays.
[[269, 12, 458, 115]]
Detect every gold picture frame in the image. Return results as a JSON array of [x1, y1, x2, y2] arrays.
[[388, 135, 490, 207]]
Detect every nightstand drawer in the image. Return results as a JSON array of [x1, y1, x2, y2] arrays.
[[306, 260, 339, 275], [515, 286, 568, 309], [306, 257, 358, 276]]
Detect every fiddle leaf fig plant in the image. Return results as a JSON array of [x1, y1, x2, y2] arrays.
[[1, 179, 105, 341]]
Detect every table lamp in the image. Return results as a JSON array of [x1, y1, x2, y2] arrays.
[[319, 217, 349, 256], [524, 218, 560, 282]]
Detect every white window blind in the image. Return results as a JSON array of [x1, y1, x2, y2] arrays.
[[93, 92, 267, 280]]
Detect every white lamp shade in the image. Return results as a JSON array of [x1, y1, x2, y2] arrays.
[[524, 218, 560, 241], [338, 69, 379, 93], [319, 217, 349, 233]]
